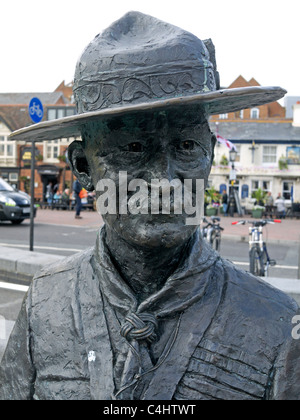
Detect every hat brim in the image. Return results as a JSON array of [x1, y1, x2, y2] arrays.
[[9, 86, 286, 142]]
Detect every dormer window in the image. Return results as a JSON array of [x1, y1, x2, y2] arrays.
[[47, 107, 76, 121], [250, 108, 260, 119], [219, 113, 228, 119]]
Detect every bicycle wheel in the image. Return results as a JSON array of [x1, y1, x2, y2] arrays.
[[249, 246, 264, 277], [201, 227, 207, 241], [211, 232, 221, 252]]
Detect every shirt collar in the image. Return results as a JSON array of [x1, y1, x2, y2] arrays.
[[93, 226, 220, 318]]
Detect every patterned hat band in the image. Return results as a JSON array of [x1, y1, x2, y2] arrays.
[[74, 66, 217, 114], [8, 12, 286, 143]]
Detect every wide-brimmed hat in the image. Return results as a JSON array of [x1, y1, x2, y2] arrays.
[[9, 11, 286, 142]]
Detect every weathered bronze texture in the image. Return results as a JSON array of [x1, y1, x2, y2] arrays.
[[8, 12, 285, 143], [1, 11, 299, 400]]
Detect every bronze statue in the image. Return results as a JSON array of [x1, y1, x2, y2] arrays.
[[1, 11, 299, 400]]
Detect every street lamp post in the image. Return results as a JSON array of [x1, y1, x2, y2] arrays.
[[228, 147, 244, 216], [228, 148, 237, 216], [229, 148, 237, 183]]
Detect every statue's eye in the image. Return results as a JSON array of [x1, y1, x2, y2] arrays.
[[127, 142, 143, 152], [180, 140, 195, 151]]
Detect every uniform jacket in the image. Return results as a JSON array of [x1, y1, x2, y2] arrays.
[[0, 228, 299, 400]]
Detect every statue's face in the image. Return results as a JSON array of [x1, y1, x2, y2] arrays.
[[81, 107, 215, 248]]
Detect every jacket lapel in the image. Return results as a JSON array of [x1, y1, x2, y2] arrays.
[[74, 253, 115, 400], [142, 261, 225, 400], [80, 228, 222, 400]]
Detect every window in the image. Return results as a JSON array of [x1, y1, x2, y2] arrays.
[[66, 108, 75, 117], [9, 173, 18, 182], [252, 180, 259, 193], [282, 180, 294, 200], [263, 146, 277, 164], [0, 135, 15, 159], [234, 145, 241, 163], [262, 181, 270, 192], [251, 108, 260, 119], [46, 140, 60, 160], [239, 110, 244, 119], [48, 109, 56, 120], [219, 113, 228, 119], [0, 172, 8, 181], [47, 145, 59, 160], [252, 180, 271, 195], [47, 107, 76, 120], [207, 178, 213, 189], [6, 144, 13, 156]]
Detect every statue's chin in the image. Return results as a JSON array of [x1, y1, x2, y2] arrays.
[[103, 213, 198, 249]]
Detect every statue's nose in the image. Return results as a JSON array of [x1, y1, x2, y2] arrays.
[[149, 152, 175, 182]]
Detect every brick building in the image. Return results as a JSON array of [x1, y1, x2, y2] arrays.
[[210, 75, 286, 121], [0, 83, 78, 201]]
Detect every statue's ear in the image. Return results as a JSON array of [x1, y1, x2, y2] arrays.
[[67, 141, 94, 191]]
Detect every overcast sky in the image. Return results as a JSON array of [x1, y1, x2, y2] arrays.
[[1, 0, 299, 103]]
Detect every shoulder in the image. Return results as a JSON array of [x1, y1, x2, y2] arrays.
[[222, 258, 298, 313], [30, 247, 95, 304], [219, 258, 298, 340], [197, 257, 299, 371]]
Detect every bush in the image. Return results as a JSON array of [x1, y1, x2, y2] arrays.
[[220, 155, 229, 166], [278, 156, 288, 170], [251, 188, 267, 207], [205, 186, 222, 205]]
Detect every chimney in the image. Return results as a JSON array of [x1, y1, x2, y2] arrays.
[[292, 101, 300, 127]]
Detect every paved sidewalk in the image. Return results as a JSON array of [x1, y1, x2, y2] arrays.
[[34, 208, 104, 229], [33, 209, 300, 243], [0, 246, 63, 282]]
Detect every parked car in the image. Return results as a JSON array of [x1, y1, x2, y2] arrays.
[[0, 178, 36, 224]]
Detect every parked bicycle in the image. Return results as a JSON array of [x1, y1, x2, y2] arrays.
[[232, 219, 281, 277], [201, 216, 224, 252]]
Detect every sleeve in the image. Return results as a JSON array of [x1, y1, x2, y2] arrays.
[[269, 311, 300, 400], [0, 289, 36, 400]]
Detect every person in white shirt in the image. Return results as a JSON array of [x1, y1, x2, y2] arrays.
[[275, 193, 286, 218]]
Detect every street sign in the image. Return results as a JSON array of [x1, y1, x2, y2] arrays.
[[21, 146, 40, 161], [28, 97, 44, 123], [28, 97, 44, 251], [230, 169, 237, 181]]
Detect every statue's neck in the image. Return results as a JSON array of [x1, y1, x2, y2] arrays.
[[104, 227, 189, 303]]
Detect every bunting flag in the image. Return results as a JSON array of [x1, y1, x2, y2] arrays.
[[216, 134, 237, 151]]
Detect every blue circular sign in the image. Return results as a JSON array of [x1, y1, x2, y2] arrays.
[[28, 97, 44, 123]]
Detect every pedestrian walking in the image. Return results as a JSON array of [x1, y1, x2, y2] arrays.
[[73, 179, 83, 219], [222, 190, 228, 216], [45, 182, 53, 206], [228, 193, 236, 217]]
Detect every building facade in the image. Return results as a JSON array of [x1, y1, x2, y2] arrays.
[[1, 78, 299, 210], [209, 76, 300, 211]]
